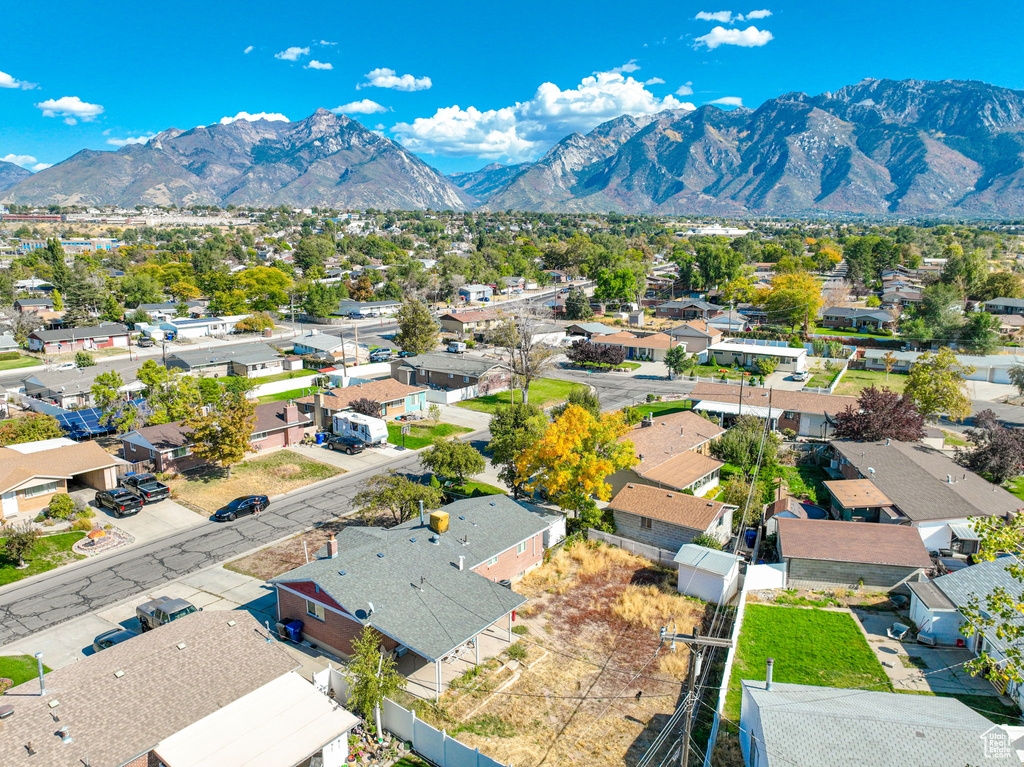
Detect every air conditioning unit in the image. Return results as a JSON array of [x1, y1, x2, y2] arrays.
[[916, 631, 937, 647]]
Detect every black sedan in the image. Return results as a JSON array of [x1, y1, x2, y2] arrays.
[[214, 495, 270, 522], [92, 628, 139, 652], [95, 488, 145, 517]]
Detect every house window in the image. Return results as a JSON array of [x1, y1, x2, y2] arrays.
[[250, 431, 270, 441], [22, 481, 59, 498], [170, 446, 190, 459], [463, 376, 470, 383], [783, 411, 797, 420], [517, 541, 527, 555], [306, 600, 326, 621], [380, 401, 387, 416], [640, 517, 652, 530], [448, 373, 454, 379], [487, 555, 499, 567]]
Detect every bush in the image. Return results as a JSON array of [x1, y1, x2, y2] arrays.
[[0, 351, 20, 361], [75, 351, 95, 367], [71, 518, 94, 532], [506, 641, 527, 661], [511, 625, 529, 635], [47, 493, 76, 520], [692, 533, 724, 550]]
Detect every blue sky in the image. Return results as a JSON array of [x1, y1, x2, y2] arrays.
[[2, 0, 1023, 175]]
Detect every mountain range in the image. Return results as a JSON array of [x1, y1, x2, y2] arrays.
[[0, 161, 31, 193], [4, 78, 1024, 216]]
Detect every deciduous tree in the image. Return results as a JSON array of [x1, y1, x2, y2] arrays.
[[488, 403, 547, 498], [763, 271, 822, 332], [394, 299, 440, 355], [563, 288, 593, 320], [348, 625, 406, 727], [0, 414, 63, 446], [955, 409, 1024, 484], [831, 386, 925, 443], [904, 347, 974, 421], [352, 470, 443, 526], [350, 398, 382, 419], [710, 415, 779, 477], [184, 391, 256, 477], [420, 438, 485, 486], [490, 310, 556, 405], [1, 522, 40, 568]]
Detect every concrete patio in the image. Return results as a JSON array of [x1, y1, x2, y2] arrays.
[[396, 624, 514, 700]]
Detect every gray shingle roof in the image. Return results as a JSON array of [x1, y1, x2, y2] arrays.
[[30, 323, 128, 342], [927, 557, 1024, 656], [293, 332, 351, 353], [821, 307, 893, 322], [986, 297, 1024, 308], [831, 439, 1022, 522], [657, 299, 722, 311], [272, 495, 554, 661], [742, 680, 1020, 766], [673, 544, 739, 576], [394, 352, 504, 378], [0, 611, 297, 767], [167, 342, 281, 369]]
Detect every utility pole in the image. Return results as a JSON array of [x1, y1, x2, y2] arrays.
[[659, 625, 733, 767], [353, 323, 360, 365]]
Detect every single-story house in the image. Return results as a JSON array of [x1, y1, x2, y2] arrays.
[[291, 329, 365, 362], [880, 289, 923, 308], [830, 439, 1020, 549], [654, 299, 722, 321], [706, 340, 807, 373], [502, 276, 526, 291], [739, 679, 1020, 767], [13, 297, 52, 313], [0, 610, 359, 767], [705, 314, 749, 333], [120, 402, 313, 473], [690, 383, 856, 438], [545, 269, 571, 283], [270, 495, 563, 699], [997, 314, 1024, 337], [908, 558, 1024, 703], [984, 297, 1024, 316], [26, 323, 130, 354], [860, 348, 1020, 385], [137, 300, 204, 320], [335, 299, 402, 318], [439, 309, 501, 337], [665, 320, 723, 354], [158, 315, 243, 339], [0, 332, 18, 353], [775, 517, 932, 592], [608, 410, 726, 497], [674, 543, 741, 604], [525, 322, 567, 346], [763, 495, 827, 535], [819, 306, 895, 331], [296, 379, 427, 427], [0, 438, 119, 521], [608, 482, 734, 551], [565, 322, 618, 339], [165, 342, 283, 377], [17, 369, 145, 409], [390, 352, 510, 392], [823, 478, 899, 523], [458, 284, 494, 302], [590, 331, 676, 362]]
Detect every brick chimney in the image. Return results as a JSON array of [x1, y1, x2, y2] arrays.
[[313, 392, 325, 430], [326, 533, 338, 559], [284, 402, 299, 424]]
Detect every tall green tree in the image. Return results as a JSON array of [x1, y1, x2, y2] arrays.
[[394, 299, 440, 355], [488, 403, 547, 498], [347, 625, 406, 727], [0, 414, 64, 446], [352, 470, 443, 526], [563, 288, 593, 320], [91, 371, 142, 433], [43, 239, 71, 293], [904, 347, 974, 421], [420, 438, 485, 486], [184, 391, 256, 477]]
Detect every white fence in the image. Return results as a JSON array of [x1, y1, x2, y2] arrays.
[[425, 385, 483, 404], [587, 529, 678, 567], [248, 372, 319, 399], [743, 562, 787, 590]]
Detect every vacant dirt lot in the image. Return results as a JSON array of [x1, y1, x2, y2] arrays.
[[225, 521, 355, 580], [418, 541, 708, 767], [167, 449, 341, 514]]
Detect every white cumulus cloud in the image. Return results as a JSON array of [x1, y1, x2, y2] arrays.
[[695, 10, 735, 22], [393, 70, 694, 163], [676, 82, 694, 96], [707, 96, 744, 107], [31, 163, 52, 171], [331, 99, 388, 115], [36, 96, 104, 122], [106, 134, 156, 146], [746, 9, 772, 19], [645, 77, 666, 85], [0, 70, 36, 90], [319, 40, 337, 46], [305, 60, 333, 70], [695, 25, 773, 49], [2, 153, 37, 167], [274, 46, 309, 61], [607, 59, 640, 74], [358, 68, 432, 91], [243, 45, 254, 54], [219, 111, 290, 125]]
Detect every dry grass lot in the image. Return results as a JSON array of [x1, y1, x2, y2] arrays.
[[167, 450, 342, 514], [226, 521, 353, 580], [416, 541, 707, 767]]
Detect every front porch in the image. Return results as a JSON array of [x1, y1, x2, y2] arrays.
[[396, 620, 515, 701]]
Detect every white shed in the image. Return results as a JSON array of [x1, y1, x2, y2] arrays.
[[674, 544, 741, 604]]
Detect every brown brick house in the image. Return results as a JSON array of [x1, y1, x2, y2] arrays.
[[390, 353, 509, 392], [608, 483, 734, 550], [689, 383, 856, 438], [654, 299, 722, 321], [295, 378, 427, 428], [271, 495, 564, 698]]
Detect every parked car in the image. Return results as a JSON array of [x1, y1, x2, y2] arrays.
[[92, 628, 139, 652], [121, 473, 171, 503], [791, 370, 810, 382], [54, 361, 77, 371], [135, 337, 155, 348], [324, 434, 365, 455], [136, 597, 200, 631], [369, 348, 394, 362], [447, 341, 467, 354], [95, 488, 145, 518], [396, 350, 416, 358], [214, 494, 270, 522]]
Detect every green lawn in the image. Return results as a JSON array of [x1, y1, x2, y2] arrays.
[[249, 369, 319, 384], [0, 531, 87, 586], [633, 401, 693, 418], [833, 368, 908, 396], [688, 364, 748, 380], [1005, 476, 1024, 502], [810, 323, 893, 339], [0, 654, 51, 688], [726, 605, 890, 720], [777, 465, 830, 506], [449, 480, 505, 496], [387, 421, 473, 449], [257, 385, 320, 404], [456, 377, 584, 414], [0, 355, 41, 371]]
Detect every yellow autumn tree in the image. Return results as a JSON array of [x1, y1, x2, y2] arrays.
[[515, 404, 637, 530], [763, 271, 823, 332]]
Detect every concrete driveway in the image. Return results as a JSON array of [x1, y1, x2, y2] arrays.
[[851, 608, 1001, 697], [71, 488, 205, 546], [0, 565, 276, 671], [765, 370, 807, 390]]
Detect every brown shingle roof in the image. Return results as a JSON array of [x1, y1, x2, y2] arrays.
[[253, 401, 314, 433], [0, 611, 298, 767], [440, 309, 499, 323], [609, 483, 728, 531], [640, 451, 725, 490], [690, 382, 856, 416], [777, 517, 933, 568], [593, 331, 675, 349], [676, 320, 723, 337], [824, 479, 894, 509], [128, 421, 193, 451], [295, 379, 425, 410], [624, 411, 725, 473], [0, 440, 118, 494]]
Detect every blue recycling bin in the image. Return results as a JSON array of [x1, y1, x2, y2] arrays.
[[285, 620, 304, 643], [744, 529, 758, 548], [315, 432, 326, 445]]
